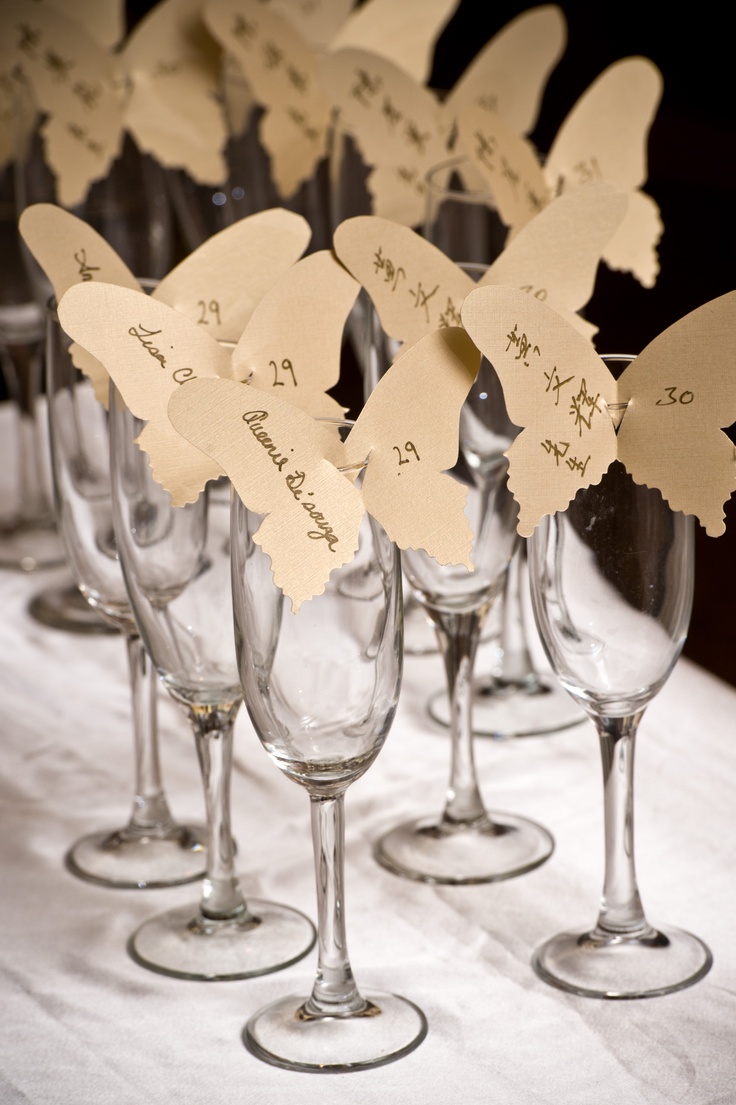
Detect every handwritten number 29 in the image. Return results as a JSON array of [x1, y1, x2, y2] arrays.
[[197, 299, 222, 327], [271, 359, 297, 387], [393, 441, 421, 467]]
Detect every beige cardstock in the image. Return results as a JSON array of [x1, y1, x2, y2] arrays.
[[327, 0, 460, 84], [457, 57, 664, 288], [461, 286, 736, 537], [272, 0, 355, 50], [167, 325, 478, 608], [342, 327, 477, 568], [205, 0, 331, 198], [231, 249, 359, 418], [333, 184, 627, 349], [21, 202, 311, 403], [324, 8, 567, 228], [46, 0, 125, 50], [58, 283, 231, 505], [121, 0, 228, 184], [322, 48, 446, 227], [442, 5, 567, 138], [169, 377, 365, 611], [1, 0, 126, 207]]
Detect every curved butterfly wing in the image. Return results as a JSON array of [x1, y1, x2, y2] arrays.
[[326, 0, 459, 84], [479, 181, 628, 339], [231, 250, 359, 418], [462, 285, 617, 536], [544, 57, 663, 287], [333, 216, 475, 349], [322, 48, 446, 227], [616, 291, 736, 535], [167, 377, 365, 610], [342, 327, 478, 566], [444, 6, 567, 137], [57, 283, 229, 505], [154, 208, 312, 341]]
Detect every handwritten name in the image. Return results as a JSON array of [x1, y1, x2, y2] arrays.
[[242, 410, 338, 549], [127, 323, 195, 384]]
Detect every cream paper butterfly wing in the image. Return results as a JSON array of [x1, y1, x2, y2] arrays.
[[544, 57, 663, 289], [167, 377, 366, 611], [333, 216, 475, 349], [461, 285, 617, 537], [230, 250, 359, 419], [342, 327, 478, 566], [616, 292, 736, 536], [57, 283, 231, 505]]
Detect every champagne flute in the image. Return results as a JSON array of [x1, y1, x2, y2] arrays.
[[111, 398, 315, 980], [424, 155, 585, 737], [47, 311, 206, 887], [528, 374, 712, 997], [373, 370, 554, 884], [231, 482, 427, 1072]]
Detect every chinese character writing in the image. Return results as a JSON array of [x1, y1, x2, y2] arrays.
[[541, 439, 569, 465], [544, 365, 574, 405], [505, 323, 540, 366], [409, 280, 439, 323], [569, 378, 602, 435], [372, 247, 405, 291], [350, 68, 381, 108], [438, 296, 462, 328]]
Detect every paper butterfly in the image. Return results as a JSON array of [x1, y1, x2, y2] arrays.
[[20, 202, 312, 405], [461, 285, 736, 538], [333, 181, 628, 347], [56, 248, 359, 504], [321, 6, 567, 227], [166, 327, 478, 610], [456, 57, 664, 288]]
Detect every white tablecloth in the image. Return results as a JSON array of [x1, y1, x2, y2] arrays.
[[1, 562, 735, 1105]]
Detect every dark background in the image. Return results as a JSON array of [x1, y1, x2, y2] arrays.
[[124, 0, 735, 684]]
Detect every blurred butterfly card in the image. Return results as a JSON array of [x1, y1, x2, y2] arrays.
[[461, 286, 736, 538]]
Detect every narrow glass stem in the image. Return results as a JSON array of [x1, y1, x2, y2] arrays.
[[2, 340, 48, 520], [190, 703, 247, 921], [431, 610, 488, 827], [497, 542, 539, 689], [303, 793, 366, 1017], [594, 712, 650, 937], [125, 633, 175, 832]]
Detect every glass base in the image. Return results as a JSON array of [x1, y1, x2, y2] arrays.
[[428, 678, 586, 739], [244, 990, 428, 1073], [65, 823, 207, 889], [373, 812, 554, 885], [532, 924, 713, 999], [129, 899, 316, 981], [28, 583, 117, 634], [0, 517, 64, 572]]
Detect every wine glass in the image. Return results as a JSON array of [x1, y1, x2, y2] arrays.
[[528, 376, 712, 997], [0, 163, 63, 572], [373, 369, 554, 884], [110, 397, 316, 981], [47, 309, 206, 888], [423, 156, 585, 737], [231, 483, 427, 1072]]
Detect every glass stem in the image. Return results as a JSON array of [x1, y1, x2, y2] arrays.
[[189, 703, 249, 921], [497, 541, 540, 690], [432, 610, 489, 828], [303, 793, 367, 1017], [125, 633, 176, 834], [594, 712, 651, 937]]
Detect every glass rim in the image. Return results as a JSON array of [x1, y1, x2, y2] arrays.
[[424, 155, 496, 203]]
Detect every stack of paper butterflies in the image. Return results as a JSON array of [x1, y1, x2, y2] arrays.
[[21, 199, 736, 614]]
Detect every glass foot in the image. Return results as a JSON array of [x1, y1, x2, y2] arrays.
[[129, 899, 316, 981], [428, 678, 586, 739], [0, 517, 64, 572], [374, 812, 554, 885], [244, 990, 428, 1072], [65, 824, 207, 889], [28, 583, 117, 634], [532, 924, 713, 999]]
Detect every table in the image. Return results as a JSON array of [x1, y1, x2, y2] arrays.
[[1, 561, 735, 1104]]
